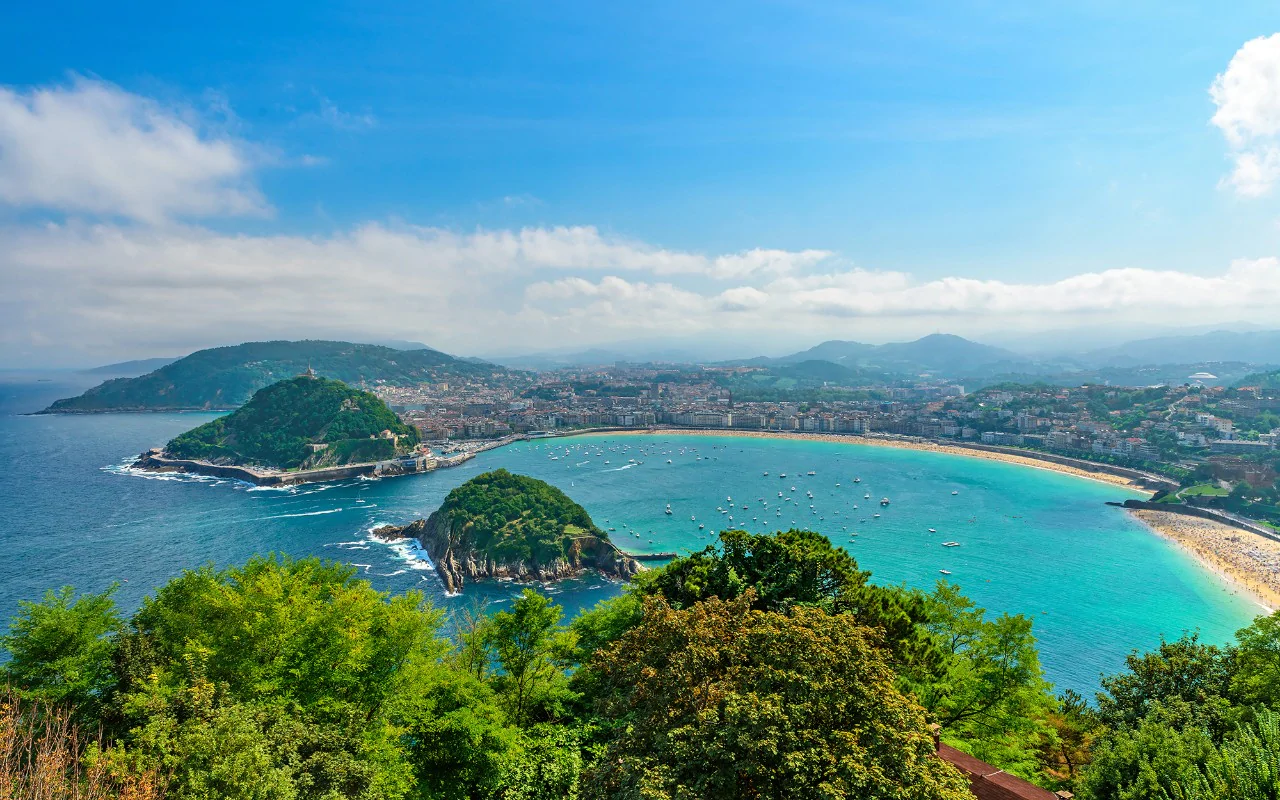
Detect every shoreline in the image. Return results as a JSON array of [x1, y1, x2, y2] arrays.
[[558, 427, 1156, 492], [1128, 508, 1280, 614]]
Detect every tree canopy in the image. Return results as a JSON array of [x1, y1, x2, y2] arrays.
[[166, 376, 419, 469]]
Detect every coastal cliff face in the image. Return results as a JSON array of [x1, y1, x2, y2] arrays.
[[372, 514, 642, 593]]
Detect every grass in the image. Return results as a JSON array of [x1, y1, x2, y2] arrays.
[[1180, 484, 1229, 497]]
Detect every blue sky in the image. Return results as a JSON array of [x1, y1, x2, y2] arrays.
[[3, 1, 1280, 365]]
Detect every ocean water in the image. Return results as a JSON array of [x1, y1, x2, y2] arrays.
[[0, 381, 1264, 695]]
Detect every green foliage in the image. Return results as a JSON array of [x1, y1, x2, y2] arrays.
[[483, 590, 577, 727], [46, 339, 520, 412], [1094, 635, 1235, 739], [1171, 708, 1280, 800], [166, 376, 418, 469], [909, 581, 1057, 780], [643, 528, 938, 671], [579, 594, 973, 800], [440, 469, 610, 567], [1080, 704, 1216, 800], [1232, 613, 1280, 708], [0, 584, 123, 722]]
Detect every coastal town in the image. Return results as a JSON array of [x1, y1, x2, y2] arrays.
[[374, 363, 1280, 514]]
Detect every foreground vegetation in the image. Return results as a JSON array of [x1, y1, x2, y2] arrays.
[[166, 376, 419, 470], [5, 528, 1280, 798]]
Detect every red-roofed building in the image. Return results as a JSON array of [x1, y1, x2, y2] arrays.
[[936, 740, 1071, 800]]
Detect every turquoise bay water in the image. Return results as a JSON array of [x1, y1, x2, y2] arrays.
[[0, 385, 1263, 694]]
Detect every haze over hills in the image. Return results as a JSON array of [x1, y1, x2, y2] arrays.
[[79, 357, 180, 377], [43, 340, 520, 413], [1077, 330, 1280, 368]]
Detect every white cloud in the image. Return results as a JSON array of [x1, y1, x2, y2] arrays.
[[4, 218, 1279, 366], [0, 78, 265, 223], [1211, 34, 1280, 196]]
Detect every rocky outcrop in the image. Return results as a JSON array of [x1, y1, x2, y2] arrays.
[[372, 514, 643, 593]]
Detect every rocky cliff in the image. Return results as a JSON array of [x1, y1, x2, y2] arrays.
[[372, 513, 642, 593]]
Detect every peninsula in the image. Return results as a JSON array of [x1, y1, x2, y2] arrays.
[[373, 469, 642, 591], [43, 339, 519, 413], [134, 374, 432, 484]]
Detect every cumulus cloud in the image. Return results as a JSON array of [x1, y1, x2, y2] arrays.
[[4, 218, 1279, 366], [1211, 34, 1280, 196], [0, 78, 265, 222]]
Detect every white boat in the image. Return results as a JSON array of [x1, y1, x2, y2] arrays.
[[873, 513, 881, 518], [779, 473, 787, 478], [664, 507, 672, 515], [951, 490, 959, 496], [790, 486, 796, 492], [928, 528, 937, 533], [939, 569, 952, 575], [807, 471, 815, 476], [763, 471, 769, 476], [853, 477, 861, 483], [942, 541, 960, 547], [880, 497, 890, 506], [699, 524, 705, 529]]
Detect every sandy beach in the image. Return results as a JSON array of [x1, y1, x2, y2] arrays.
[[1130, 508, 1280, 613], [569, 428, 1150, 491]]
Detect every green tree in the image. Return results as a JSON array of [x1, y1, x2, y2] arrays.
[[645, 529, 938, 671], [1080, 703, 1216, 800], [579, 593, 972, 800], [1231, 610, 1280, 708], [909, 581, 1056, 780], [1094, 635, 1235, 739], [485, 589, 577, 727], [0, 584, 122, 722]]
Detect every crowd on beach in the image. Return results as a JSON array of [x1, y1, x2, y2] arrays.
[[1132, 509, 1280, 612]]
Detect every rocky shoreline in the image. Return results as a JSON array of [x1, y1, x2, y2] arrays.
[[372, 514, 643, 593]]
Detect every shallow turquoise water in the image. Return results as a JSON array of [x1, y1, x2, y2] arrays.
[[0, 393, 1263, 695]]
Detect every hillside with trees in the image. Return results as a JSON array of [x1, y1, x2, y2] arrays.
[[383, 470, 640, 591], [165, 375, 419, 470], [42, 340, 520, 412], [7, 528, 1280, 797]]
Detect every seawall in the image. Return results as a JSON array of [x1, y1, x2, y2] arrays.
[[1115, 499, 1280, 543], [134, 450, 379, 486]]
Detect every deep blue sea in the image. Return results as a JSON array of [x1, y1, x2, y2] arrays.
[[0, 375, 1263, 695]]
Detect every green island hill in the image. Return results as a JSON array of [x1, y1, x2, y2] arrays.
[[160, 375, 421, 471], [374, 469, 641, 591], [42, 339, 521, 413]]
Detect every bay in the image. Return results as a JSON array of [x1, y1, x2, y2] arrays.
[[0, 387, 1263, 695]]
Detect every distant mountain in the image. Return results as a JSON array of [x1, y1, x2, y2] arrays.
[[768, 334, 1032, 378], [80, 357, 178, 377], [42, 340, 517, 413], [165, 376, 419, 470], [494, 347, 712, 371], [367, 339, 436, 352], [1082, 330, 1280, 368]]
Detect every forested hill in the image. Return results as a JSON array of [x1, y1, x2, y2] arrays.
[[411, 469, 640, 590], [165, 376, 420, 470], [42, 340, 518, 412]]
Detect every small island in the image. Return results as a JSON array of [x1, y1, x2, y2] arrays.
[[374, 469, 642, 591], [134, 373, 433, 485]]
